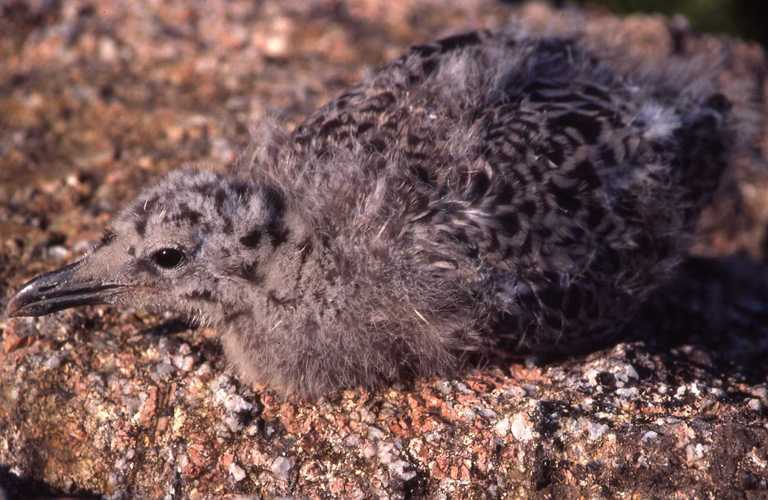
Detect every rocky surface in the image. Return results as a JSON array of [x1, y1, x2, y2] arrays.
[[1, 1, 767, 498]]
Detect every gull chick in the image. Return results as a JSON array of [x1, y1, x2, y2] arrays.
[[6, 31, 745, 397]]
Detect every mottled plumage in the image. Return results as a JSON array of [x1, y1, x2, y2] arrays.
[[7, 30, 747, 397]]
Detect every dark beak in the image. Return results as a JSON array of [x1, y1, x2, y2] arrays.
[[6, 261, 125, 318]]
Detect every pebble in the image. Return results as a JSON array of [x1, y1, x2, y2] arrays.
[[172, 354, 195, 371], [640, 431, 658, 443], [585, 420, 609, 441], [685, 443, 708, 464], [510, 413, 536, 442], [47, 245, 70, 260], [270, 456, 294, 481], [494, 418, 510, 437], [228, 462, 246, 482], [747, 398, 763, 413], [376, 442, 417, 481], [43, 352, 64, 370]]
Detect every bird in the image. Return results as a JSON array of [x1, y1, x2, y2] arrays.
[[5, 29, 748, 398]]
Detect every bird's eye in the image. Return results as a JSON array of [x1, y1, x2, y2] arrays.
[[151, 248, 185, 269]]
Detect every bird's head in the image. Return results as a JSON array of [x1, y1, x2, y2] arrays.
[[6, 169, 301, 325]]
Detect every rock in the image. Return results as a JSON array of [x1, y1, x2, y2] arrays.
[[270, 457, 294, 482], [0, 1, 767, 498], [510, 412, 537, 443], [494, 417, 510, 437], [228, 462, 246, 483]]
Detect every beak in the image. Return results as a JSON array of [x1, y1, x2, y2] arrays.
[[6, 260, 125, 318]]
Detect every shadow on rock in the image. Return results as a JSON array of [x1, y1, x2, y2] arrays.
[[0, 465, 99, 500], [626, 254, 768, 387]]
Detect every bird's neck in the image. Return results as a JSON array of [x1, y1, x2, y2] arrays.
[[238, 210, 347, 330], [262, 235, 332, 305]]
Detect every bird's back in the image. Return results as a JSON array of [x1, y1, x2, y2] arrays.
[[247, 29, 739, 355]]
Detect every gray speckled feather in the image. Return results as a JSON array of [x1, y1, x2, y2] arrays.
[[6, 30, 748, 397]]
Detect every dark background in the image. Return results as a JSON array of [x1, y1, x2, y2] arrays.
[[505, 0, 768, 47]]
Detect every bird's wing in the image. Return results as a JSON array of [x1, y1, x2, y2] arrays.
[[405, 37, 732, 283]]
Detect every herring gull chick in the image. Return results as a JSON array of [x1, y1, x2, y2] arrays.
[[6, 31, 746, 397]]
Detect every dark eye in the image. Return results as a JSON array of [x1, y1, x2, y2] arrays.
[[151, 248, 185, 269]]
